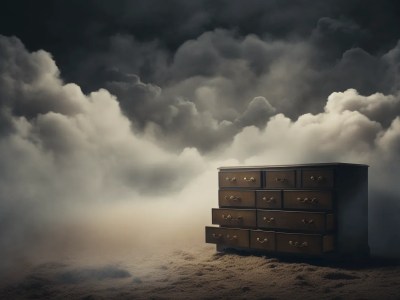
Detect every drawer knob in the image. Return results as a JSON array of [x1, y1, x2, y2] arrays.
[[262, 196, 275, 202], [225, 176, 236, 182], [289, 241, 308, 248], [226, 234, 238, 241], [256, 237, 269, 244], [301, 218, 314, 224], [275, 178, 288, 182], [212, 233, 222, 239], [225, 195, 241, 201], [243, 176, 255, 182], [263, 217, 275, 223], [310, 175, 324, 181]]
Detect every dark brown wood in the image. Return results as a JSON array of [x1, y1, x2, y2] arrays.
[[265, 170, 296, 188], [302, 168, 334, 188], [257, 210, 333, 233], [205, 226, 250, 248], [212, 208, 257, 228], [219, 190, 256, 208], [219, 171, 261, 188], [256, 190, 282, 209], [283, 190, 333, 211], [276, 232, 326, 255], [250, 230, 275, 251]]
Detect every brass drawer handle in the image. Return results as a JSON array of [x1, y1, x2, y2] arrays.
[[310, 175, 324, 181], [243, 176, 255, 182], [256, 237, 269, 244], [301, 218, 314, 224], [222, 214, 243, 222], [225, 176, 236, 182], [212, 233, 222, 239], [226, 234, 238, 241], [275, 178, 287, 182], [224, 195, 241, 201], [289, 241, 308, 248], [296, 197, 318, 204], [263, 217, 275, 223], [262, 196, 275, 202]]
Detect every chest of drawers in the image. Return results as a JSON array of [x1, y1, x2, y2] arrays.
[[205, 163, 369, 258]]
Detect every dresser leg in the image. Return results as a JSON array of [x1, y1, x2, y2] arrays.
[[216, 244, 225, 252]]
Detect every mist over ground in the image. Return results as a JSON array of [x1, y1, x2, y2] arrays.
[[1, 0, 400, 280]]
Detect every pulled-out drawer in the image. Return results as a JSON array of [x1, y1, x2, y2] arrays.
[[250, 230, 275, 251], [256, 190, 282, 209], [212, 208, 256, 228], [205, 226, 250, 248], [219, 171, 261, 188], [284, 190, 333, 210], [276, 232, 334, 255], [219, 190, 255, 208], [257, 210, 334, 232]]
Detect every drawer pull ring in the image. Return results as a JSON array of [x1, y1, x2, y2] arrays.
[[275, 178, 287, 182], [310, 175, 324, 181], [225, 177, 236, 182], [289, 241, 308, 248], [225, 195, 241, 201], [226, 234, 238, 241], [262, 196, 275, 202], [256, 237, 269, 244], [301, 219, 314, 224], [263, 217, 275, 223], [212, 233, 222, 239], [296, 197, 318, 204], [243, 176, 255, 182]]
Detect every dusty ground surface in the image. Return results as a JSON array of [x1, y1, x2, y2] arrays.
[[1, 243, 400, 300]]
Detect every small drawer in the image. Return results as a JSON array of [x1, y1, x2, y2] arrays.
[[257, 210, 334, 232], [256, 190, 282, 209], [205, 226, 250, 248], [219, 171, 261, 188], [283, 190, 333, 210], [265, 170, 296, 188], [219, 190, 255, 208], [276, 232, 334, 255], [250, 230, 275, 251], [302, 168, 333, 188], [212, 208, 257, 228]]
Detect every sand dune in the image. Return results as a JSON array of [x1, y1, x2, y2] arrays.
[[1, 243, 400, 299]]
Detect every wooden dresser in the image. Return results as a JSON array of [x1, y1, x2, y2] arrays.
[[205, 163, 369, 258]]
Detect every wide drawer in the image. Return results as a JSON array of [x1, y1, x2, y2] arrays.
[[284, 190, 333, 210], [302, 168, 333, 188], [219, 171, 261, 188], [219, 190, 255, 208], [257, 210, 334, 232], [256, 190, 282, 209], [265, 170, 296, 188], [250, 230, 275, 251], [276, 232, 334, 255], [205, 226, 250, 248], [212, 208, 256, 228]]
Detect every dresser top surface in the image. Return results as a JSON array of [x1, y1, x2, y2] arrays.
[[218, 162, 369, 170]]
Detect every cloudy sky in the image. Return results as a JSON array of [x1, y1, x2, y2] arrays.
[[1, 0, 400, 275]]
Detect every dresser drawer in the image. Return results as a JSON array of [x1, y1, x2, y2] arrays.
[[283, 190, 333, 210], [219, 190, 255, 208], [256, 190, 282, 209], [205, 227, 250, 248], [219, 171, 261, 188], [276, 232, 334, 255], [212, 208, 257, 228], [250, 230, 275, 251], [257, 210, 334, 232], [302, 168, 333, 188], [265, 170, 296, 188]]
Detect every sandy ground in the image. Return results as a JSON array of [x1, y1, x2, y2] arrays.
[[1, 243, 400, 300]]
